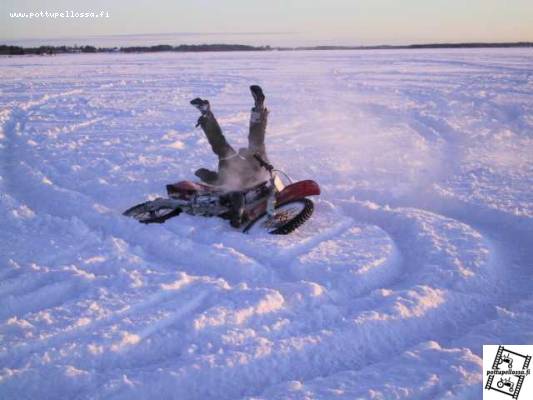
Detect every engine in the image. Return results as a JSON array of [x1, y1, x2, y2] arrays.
[[189, 193, 223, 216]]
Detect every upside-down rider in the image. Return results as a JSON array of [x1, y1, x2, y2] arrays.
[[190, 85, 270, 228]]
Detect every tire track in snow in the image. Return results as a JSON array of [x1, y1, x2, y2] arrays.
[[0, 89, 85, 197], [0, 101, 300, 380], [1, 90, 370, 322], [138, 182, 496, 398], [2, 115, 410, 400], [98, 199, 498, 400], [0, 282, 212, 368], [0, 99, 224, 370], [0, 96, 107, 330], [336, 199, 532, 354], [0, 67, 442, 399], [0, 100, 271, 284], [337, 73, 533, 353], [190, 203, 404, 341], [387, 189, 533, 351], [328, 62, 532, 305], [42, 116, 107, 138]]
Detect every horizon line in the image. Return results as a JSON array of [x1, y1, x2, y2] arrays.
[[1, 41, 532, 54]]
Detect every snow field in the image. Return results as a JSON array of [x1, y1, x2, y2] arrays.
[[1, 49, 532, 399]]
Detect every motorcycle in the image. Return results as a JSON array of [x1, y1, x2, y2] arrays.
[[123, 154, 320, 234]]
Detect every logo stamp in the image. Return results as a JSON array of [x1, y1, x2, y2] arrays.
[[484, 345, 532, 399]]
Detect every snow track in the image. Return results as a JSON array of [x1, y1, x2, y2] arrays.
[[1, 49, 532, 399]]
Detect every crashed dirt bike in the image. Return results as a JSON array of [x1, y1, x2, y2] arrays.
[[123, 154, 320, 234]]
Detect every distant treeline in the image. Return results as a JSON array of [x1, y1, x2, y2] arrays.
[[297, 42, 533, 51], [1, 42, 531, 55], [0, 44, 270, 55]]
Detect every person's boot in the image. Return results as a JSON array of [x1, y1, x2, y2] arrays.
[[194, 168, 219, 185], [190, 98, 210, 113], [250, 85, 265, 110], [190, 98, 211, 127]]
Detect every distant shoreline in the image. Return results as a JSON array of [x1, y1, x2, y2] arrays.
[[1, 42, 531, 55]]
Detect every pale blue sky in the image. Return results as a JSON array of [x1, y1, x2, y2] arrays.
[[2, 0, 532, 46]]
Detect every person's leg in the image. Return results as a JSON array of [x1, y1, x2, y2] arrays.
[[194, 167, 219, 185], [248, 85, 268, 156], [227, 191, 245, 228], [191, 98, 236, 159]]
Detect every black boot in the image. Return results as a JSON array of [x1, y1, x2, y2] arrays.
[[191, 98, 211, 127], [195, 168, 219, 185], [190, 98, 210, 114], [250, 85, 265, 109]]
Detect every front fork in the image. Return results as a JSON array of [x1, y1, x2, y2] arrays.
[[266, 186, 276, 217]]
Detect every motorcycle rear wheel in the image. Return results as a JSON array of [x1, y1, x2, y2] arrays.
[[243, 198, 314, 235], [123, 200, 181, 224]]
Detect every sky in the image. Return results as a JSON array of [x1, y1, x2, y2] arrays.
[[1, 0, 533, 47]]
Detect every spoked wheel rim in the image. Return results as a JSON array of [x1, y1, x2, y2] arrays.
[[123, 201, 180, 224], [137, 207, 176, 223], [243, 199, 314, 235]]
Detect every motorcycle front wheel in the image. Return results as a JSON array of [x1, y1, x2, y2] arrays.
[[243, 198, 314, 235]]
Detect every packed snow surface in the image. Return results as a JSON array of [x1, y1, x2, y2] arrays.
[[1, 49, 532, 399]]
